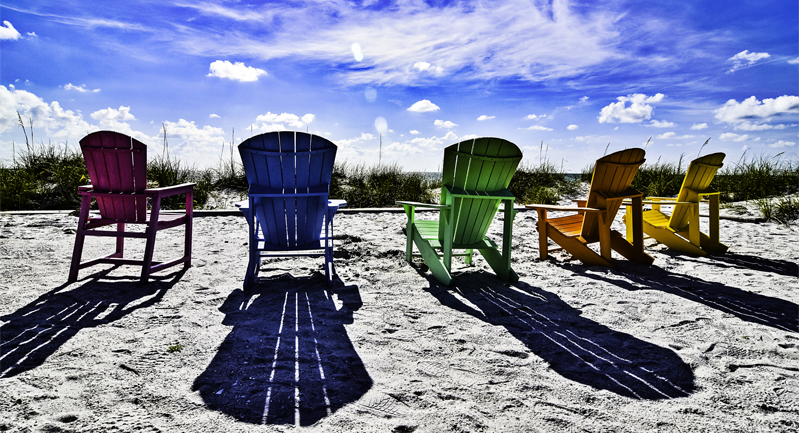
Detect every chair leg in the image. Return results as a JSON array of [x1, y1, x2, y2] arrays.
[[68, 196, 92, 283], [536, 209, 549, 260], [464, 249, 473, 265], [112, 222, 125, 258], [184, 214, 193, 268]]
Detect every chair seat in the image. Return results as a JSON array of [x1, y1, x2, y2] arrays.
[[642, 209, 671, 228], [546, 214, 584, 237]]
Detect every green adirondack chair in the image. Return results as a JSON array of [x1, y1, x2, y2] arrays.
[[397, 137, 522, 286]]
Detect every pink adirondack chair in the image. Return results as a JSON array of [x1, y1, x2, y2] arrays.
[[68, 131, 195, 283]]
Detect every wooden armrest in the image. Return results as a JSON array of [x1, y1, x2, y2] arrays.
[[595, 187, 643, 200], [685, 187, 721, 196], [641, 201, 696, 205], [444, 185, 515, 200], [525, 204, 602, 212], [328, 199, 347, 208], [145, 183, 196, 196], [396, 201, 450, 209]]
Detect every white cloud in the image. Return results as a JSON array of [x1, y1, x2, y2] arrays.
[[459, 134, 479, 140], [579, 96, 589, 103], [598, 93, 665, 123], [443, 131, 458, 140], [714, 95, 799, 125], [734, 122, 787, 131], [567, 124, 578, 130], [413, 61, 443, 74], [254, 112, 314, 128], [27, 32, 37, 37], [526, 114, 546, 120], [719, 132, 750, 142], [407, 99, 440, 112], [657, 132, 694, 140], [477, 115, 495, 121], [525, 125, 554, 131], [727, 50, 770, 73], [646, 119, 675, 128], [410, 130, 419, 135], [336, 132, 375, 147], [209, 113, 220, 118], [0, 85, 98, 138], [434, 119, 458, 129], [207, 60, 267, 82], [0, 21, 21, 40], [690, 123, 708, 130], [64, 83, 100, 93], [790, 57, 799, 65], [769, 140, 796, 148]]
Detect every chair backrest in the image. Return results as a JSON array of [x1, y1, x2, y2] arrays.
[[238, 131, 337, 249], [80, 131, 148, 222], [669, 152, 725, 229], [439, 137, 522, 245], [583, 148, 646, 238]]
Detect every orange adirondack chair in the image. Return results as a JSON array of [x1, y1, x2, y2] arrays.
[[625, 152, 728, 256], [68, 131, 195, 283], [526, 148, 654, 268]]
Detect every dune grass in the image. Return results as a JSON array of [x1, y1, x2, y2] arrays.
[[2, 127, 797, 219]]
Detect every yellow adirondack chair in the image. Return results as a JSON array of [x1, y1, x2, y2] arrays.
[[526, 148, 654, 268], [625, 152, 727, 256]]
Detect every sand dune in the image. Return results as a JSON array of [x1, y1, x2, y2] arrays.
[[0, 206, 797, 432]]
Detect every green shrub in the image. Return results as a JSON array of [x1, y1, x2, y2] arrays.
[[509, 161, 579, 205], [332, 162, 435, 208]]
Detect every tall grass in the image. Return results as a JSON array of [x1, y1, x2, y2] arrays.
[[330, 162, 435, 207], [509, 160, 580, 204], [712, 152, 799, 203]]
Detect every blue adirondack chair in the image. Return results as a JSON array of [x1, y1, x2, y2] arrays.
[[237, 131, 346, 287]]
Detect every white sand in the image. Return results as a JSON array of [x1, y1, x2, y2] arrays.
[[0, 205, 797, 432]]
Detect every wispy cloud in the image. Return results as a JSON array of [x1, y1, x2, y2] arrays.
[[769, 140, 795, 148], [719, 132, 750, 142], [172, 0, 622, 85], [646, 119, 675, 128], [434, 119, 458, 129], [567, 124, 578, 130], [207, 60, 267, 82], [64, 83, 100, 93], [477, 115, 495, 121], [524, 125, 554, 131], [690, 123, 708, 130], [727, 50, 770, 73], [254, 112, 314, 129]]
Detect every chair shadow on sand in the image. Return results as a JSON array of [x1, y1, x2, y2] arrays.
[[584, 252, 799, 333], [0, 268, 183, 378], [420, 271, 696, 400], [192, 273, 372, 426]]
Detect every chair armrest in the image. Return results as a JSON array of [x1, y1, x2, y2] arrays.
[[572, 199, 587, 206], [444, 185, 516, 200], [144, 183, 196, 197], [328, 199, 347, 208], [235, 200, 249, 209], [525, 204, 602, 213], [396, 201, 451, 209], [685, 187, 721, 196], [595, 187, 643, 200], [78, 185, 93, 192]]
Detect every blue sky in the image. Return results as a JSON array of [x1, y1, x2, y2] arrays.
[[1, 0, 797, 172]]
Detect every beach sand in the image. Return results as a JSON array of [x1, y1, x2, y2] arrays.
[[0, 203, 797, 432]]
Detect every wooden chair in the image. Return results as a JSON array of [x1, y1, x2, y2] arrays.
[[237, 131, 346, 288], [526, 148, 654, 268], [397, 137, 522, 286], [625, 153, 727, 256], [69, 131, 195, 283]]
